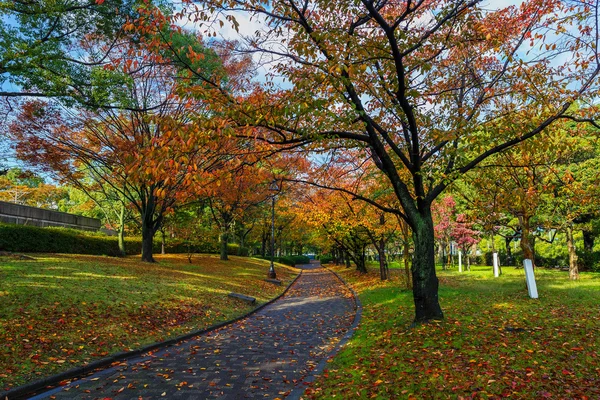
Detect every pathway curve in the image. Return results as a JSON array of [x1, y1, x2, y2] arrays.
[[35, 264, 356, 399]]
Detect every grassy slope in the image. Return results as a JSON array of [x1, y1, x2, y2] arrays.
[[310, 264, 600, 399], [0, 253, 298, 390]]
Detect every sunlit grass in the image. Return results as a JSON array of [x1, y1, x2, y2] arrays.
[[0, 253, 298, 390], [310, 264, 600, 399]]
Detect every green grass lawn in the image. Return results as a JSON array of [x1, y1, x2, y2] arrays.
[[0, 253, 298, 390], [310, 264, 600, 399]]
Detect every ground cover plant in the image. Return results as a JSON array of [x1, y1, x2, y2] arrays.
[[0, 254, 298, 390], [309, 264, 600, 399]]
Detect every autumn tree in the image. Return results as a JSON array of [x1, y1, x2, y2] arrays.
[[9, 32, 227, 262], [166, 0, 600, 322], [432, 195, 458, 269], [204, 163, 274, 261], [0, 168, 68, 208]]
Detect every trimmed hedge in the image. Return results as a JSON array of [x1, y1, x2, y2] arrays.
[[226, 243, 250, 257], [318, 254, 333, 264], [0, 224, 138, 256], [0, 224, 249, 257], [256, 254, 310, 266]]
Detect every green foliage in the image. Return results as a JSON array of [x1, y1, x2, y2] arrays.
[[0, 0, 139, 100], [255, 254, 310, 266], [0, 224, 231, 256], [319, 254, 333, 264], [577, 250, 600, 272], [0, 224, 137, 256], [227, 243, 249, 257]]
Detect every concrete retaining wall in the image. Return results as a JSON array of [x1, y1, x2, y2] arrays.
[[0, 201, 101, 231]]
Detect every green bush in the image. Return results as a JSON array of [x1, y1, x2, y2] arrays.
[[278, 255, 310, 266], [255, 254, 310, 266], [0, 224, 223, 257], [319, 254, 333, 264], [577, 250, 600, 272], [0, 224, 137, 256], [226, 243, 249, 257], [483, 249, 523, 267]]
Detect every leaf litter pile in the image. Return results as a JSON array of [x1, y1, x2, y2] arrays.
[[0, 253, 298, 390], [308, 265, 600, 399]]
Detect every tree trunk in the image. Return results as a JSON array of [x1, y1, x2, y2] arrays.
[[504, 236, 513, 266], [117, 203, 126, 256], [355, 247, 367, 274], [140, 200, 158, 263], [261, 229, 267, 257], [141, 223, 156, 263], [466, 247, 471, 271], [411, 211, 444, 323], [377, 237, 389, 280], [161, 229, 166, 255], [403, 241, 412, 289], [583, 230, 594, 252], [518, 215, 535, 267], [566, 225, 579, 280], [344, 251, 351, 268], [220, 228, 229, 261]]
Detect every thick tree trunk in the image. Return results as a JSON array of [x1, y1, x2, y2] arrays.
[[141, 221, 156, 263], [583, 230, 594, 252], [117, 203, 126, 256], [140, 193, 161, 263], [344, 251, 351, 268], [411, 211, 444, 323], [403, 241, 412, 289], [566, 225, 579, 280], [518, 215, 535, 267], [118, 227, 126, 256], [220, 228, 229, 261], [505, 236, 513, 266], [377, 238, 388, 281], [355, 249, 367, 274]]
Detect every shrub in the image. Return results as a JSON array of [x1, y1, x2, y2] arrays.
[[255, 254, 310, 266], [226, 243, 249, 257], [577, 250, 600, 272], [483, 249, 523, 267], [0, 224, 134, 256], [319, 254, 333, 264], [278, 255, 310, 266], [0, 224, 223, 257]]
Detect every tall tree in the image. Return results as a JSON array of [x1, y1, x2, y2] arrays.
[[9, 35, 227, 262], [173, 0, 600, 322]]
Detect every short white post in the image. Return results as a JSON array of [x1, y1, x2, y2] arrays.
[[492, 252, 500, 277], [523, 259, 538, 299], [458, 250, 463, 272]]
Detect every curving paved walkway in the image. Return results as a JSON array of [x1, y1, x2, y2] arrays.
[[34, 264, 356, 399]]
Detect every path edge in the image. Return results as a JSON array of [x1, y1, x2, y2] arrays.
[[1, 269, 303, 400], [287, 264, 363, 400]]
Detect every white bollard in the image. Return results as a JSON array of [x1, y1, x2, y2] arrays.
[[523, 259, 538, 299], [493, 252, 500, 277], [458, 250, 463, 272]]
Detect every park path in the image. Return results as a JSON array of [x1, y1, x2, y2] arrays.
[[34, 264, 356, 399]]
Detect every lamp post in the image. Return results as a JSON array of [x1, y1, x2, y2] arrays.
[[268, 180, 279, 279]]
